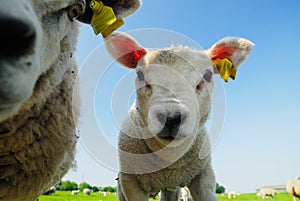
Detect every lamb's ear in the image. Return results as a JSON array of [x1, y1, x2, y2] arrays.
[[105, 32, 147, 68], [208, 37, 254, 82]]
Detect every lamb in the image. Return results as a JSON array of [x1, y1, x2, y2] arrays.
[[105, 32, 253, 201], [286, 177, 300, 201], [0, 1, 140, 201], [258, 188, 277, 199]]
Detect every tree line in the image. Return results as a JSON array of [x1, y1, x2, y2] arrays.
[[57, 180, 225, 194], [57, 180, 117, 192]]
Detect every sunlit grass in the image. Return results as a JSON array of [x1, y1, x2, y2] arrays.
[[39, 191, 293, 201]]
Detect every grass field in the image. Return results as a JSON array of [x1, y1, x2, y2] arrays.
[[39, 191, 294, 201]]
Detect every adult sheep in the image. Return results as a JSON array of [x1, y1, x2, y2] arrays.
[[105, 32, 253, 201], [71, 190, 80, 195], [83, 188, 91, 196], [180, 187, 192, 201], [258, 188, 277, 199], [227, 191, 239, 199], [0, 1, 140, 201], [286, 177, 300, 201]]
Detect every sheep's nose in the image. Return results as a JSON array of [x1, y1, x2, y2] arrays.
[[0, 17, 36, 57], [157, 111, 185, 138]]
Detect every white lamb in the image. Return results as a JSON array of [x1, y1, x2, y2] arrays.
[[0, 1, 140, 201], [105, 32, 253, 201], [286, 177, 300, 201]]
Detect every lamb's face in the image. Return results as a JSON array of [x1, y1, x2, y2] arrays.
[[106, 32, 253, 149], [136, 48, 214, 144], [0, 0, 140, 122]]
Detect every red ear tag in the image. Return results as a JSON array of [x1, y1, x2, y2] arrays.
[[120, 48, 147, 68]]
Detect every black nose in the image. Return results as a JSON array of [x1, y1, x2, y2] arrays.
[[0, 17, 36, 57], [157, 111, 184, 138]]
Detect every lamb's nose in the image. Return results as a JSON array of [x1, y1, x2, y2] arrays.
[[157, 111, 185, 138], [0, 17, 36, 57]]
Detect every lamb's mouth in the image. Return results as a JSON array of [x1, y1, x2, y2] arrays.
[[158, 136, 175, 141], [157, 127, 180, 140]]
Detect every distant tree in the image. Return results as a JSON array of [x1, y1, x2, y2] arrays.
[[61, 180, 78, 191], [79, 182, 92, 191], [103, 186, 116, 193], [216, 183, 225, 194], [92, 186, 99, 192]]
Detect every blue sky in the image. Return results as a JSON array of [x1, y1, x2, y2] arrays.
[[64, 0, 300, 193]]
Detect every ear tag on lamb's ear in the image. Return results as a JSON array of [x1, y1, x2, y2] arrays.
[[90, 0, 124, 38], [122, 48, 147, 68], [213, 58, 236, 82]]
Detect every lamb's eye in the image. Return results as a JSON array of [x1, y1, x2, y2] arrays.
[[68, 4, 83, 20], [137, 70, 145, 81], [196, 70, 213, 91], [203, 70, 213, 82], [137, 70, 151, 91]]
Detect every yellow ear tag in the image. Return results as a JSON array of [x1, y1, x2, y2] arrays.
[[90, 0, 124, 38], [213, 58, 236, 82]]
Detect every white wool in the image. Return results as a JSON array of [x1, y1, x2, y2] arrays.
[[286, 179, 300, 201], [106, 32, 253, 201]]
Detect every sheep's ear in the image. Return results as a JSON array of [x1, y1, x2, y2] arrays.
[[105, 32, 147, 68], [208, 37, 254, 82], [77, 0, 141, 24]]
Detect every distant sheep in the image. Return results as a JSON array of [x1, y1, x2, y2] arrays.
[[286, 177, 300, 201], [42, 187, 56, 195], [258, 188, 277, 199], [180, 187, 192, 201], [99, 191, 107, 196], [83, 188, 92, 196], [227, 191, 240, 199], [71, 190, 80, 195], [105, 32, 253, 201], [0, 1, 140, 201]]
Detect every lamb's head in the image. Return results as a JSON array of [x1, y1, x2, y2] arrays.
[[106, 33, 253, 147], [0, 0, 141, 122]]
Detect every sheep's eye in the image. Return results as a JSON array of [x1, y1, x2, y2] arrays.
[[68, 4, 83, 20], [203, 70, 213, 82]]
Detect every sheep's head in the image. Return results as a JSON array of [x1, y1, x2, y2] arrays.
[[106, 32, 253, 150], [0, 0, 141, 122]]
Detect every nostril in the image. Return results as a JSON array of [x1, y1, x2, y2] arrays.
[[157, 112, 167, 124], [165, 112, 182, 130], [0, 17, 36, 57]]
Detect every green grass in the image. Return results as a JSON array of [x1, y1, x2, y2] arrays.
[[38, 191, 118, 201], [39, 191, 293, 201], [216, 193, 293, 201]]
